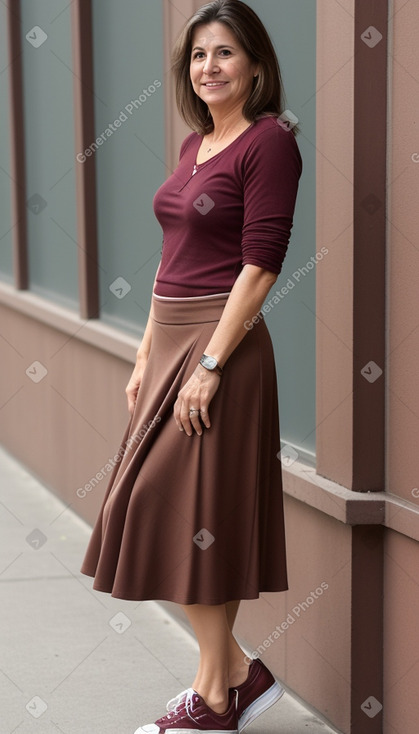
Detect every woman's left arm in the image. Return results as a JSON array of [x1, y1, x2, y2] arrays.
[[173, 263, 277, 436]]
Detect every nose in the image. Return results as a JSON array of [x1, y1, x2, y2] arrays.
[[202, 52, 220, 76]]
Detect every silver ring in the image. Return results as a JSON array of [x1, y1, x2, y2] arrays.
[[189, 408, 199, 415]]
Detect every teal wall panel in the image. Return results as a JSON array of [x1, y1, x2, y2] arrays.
[[91, 0, 166, 334], [246, 0, 317, 462], [21, 0, 78, 307], [0, 2, 14, 283]]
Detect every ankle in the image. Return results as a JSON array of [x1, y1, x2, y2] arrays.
[[228, 659, 250, 688], [203, 694, 229, 715], [194, 686, 229, 715]]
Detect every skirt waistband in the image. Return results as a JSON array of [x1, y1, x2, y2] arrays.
[[152, 291, 230, 301], [152, 292, 229, 325]]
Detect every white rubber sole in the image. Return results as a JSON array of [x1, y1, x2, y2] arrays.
[[238, 681, 285, 732]]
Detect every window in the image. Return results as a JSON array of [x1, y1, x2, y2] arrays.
[[0, 2, 15, 283], [91, 0, 166, 335], [21, 0, 78, 308], [247, 0, 316, 462]]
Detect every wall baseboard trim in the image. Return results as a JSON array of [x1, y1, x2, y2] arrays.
[[285, 458, 419, 542]]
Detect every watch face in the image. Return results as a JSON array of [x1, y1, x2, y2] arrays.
[[202, 355, 217, 370]]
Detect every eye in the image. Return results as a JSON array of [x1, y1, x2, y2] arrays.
[[192, 51, 205, 59], [219, 49, 232, 56]]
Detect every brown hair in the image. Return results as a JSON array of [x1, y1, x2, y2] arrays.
[[171, 0, 300, 137]]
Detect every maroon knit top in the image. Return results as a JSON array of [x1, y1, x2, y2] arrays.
[[153, 115, 302, 298]]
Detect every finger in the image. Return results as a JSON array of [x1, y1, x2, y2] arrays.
[[127, 393, 136, 415], [199, 406, 211, 429], [180, 406, 193, 436], [189, 410, 202, 436], [173, 399, 184, 432]]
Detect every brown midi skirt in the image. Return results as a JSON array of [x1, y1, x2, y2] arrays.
[[80, 293, 288, 604]]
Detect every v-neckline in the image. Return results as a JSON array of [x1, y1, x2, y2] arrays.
[[193, 122, 255, 170]]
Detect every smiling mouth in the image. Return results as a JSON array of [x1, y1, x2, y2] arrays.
[[202, 82, 228, 87]]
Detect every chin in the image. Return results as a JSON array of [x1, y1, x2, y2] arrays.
[[200, 89, 233, 101]]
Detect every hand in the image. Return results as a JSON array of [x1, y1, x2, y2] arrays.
[[125, 353, 148, 415], [174, 364, 221, 436]]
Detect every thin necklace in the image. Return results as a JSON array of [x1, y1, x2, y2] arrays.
[[192, 139, 213, 175], [192, 141, 219, 175], [192, 122, 252, 175], [205, 125, 242, 154]]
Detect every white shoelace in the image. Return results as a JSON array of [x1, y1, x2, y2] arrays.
[[165, 687, 238, 723], [166, 689, 189, 712], [165, 688, 194, 718]]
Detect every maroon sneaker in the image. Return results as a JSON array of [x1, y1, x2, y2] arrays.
[[164, 660, 284, 732], [134, 687, 239, 733], [233, 658, 285, 731]]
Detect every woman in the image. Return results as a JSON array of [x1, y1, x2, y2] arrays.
[[80, 1, 302, 732]]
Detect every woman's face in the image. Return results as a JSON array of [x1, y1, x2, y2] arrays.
[[190, 21, 258, 115]]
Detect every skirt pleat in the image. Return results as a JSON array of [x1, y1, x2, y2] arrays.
[[80, 293, 288, 604]]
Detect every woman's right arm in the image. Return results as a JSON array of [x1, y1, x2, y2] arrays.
[[125, 260, 161, 415]]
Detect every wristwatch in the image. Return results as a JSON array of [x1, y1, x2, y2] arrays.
[[199, 353, 223, 376]]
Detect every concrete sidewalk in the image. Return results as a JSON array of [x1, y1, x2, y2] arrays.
[[0, 445, 340, 734]]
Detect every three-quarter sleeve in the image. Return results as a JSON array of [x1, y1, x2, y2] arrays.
[[241, 121, 303, 275]]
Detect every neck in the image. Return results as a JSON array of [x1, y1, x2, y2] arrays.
[[206, 103, 249, 141]]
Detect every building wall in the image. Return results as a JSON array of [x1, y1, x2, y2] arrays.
[[382, 0, 419, 730], [0, 301, 133, 517], [1, 2, 419, 733]]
